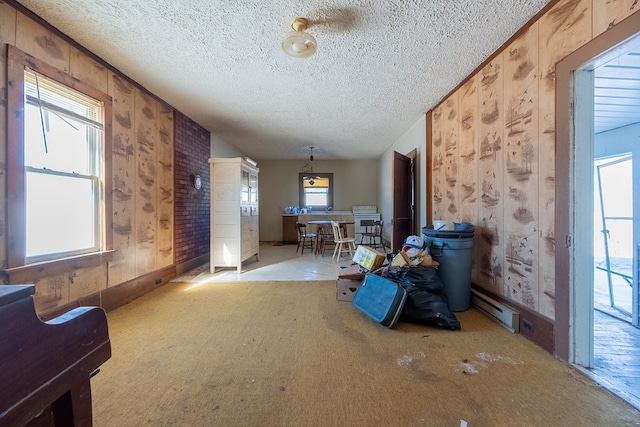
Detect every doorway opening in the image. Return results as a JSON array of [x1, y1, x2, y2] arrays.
[[571, 32, 640, 407]]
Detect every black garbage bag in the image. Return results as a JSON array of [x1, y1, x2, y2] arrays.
[[386, 265, 444, 293], [400, 286, 461, 330]]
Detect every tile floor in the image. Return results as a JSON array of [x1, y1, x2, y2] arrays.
[[173, 242, 347, 283]]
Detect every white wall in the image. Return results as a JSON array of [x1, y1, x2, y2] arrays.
[[211, 134, 245, 158], [377, 114, 427, 243], [256, 159, 378, 241]]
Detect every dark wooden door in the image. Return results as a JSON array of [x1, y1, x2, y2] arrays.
[[391, 151, 413, 252]]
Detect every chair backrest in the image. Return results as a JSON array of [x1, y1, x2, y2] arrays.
[[375, 220, 383, 235], [296, 222, 307, 238], [317, 224, 333, 237], [331, 220, 344, 240]]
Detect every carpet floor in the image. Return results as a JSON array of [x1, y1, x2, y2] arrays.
[[91, 279, 640, 426]]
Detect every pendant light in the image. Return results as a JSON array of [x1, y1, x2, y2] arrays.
[[302, 146, 320, 185], [282, 18, 317, 58]]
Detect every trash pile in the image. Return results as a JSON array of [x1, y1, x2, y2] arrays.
[[337, 235, 461, 330]]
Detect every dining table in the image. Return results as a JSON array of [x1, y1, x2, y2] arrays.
[[306, 220, 354, 233]]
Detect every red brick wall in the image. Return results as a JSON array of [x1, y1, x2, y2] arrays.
[[174, 110, 210, 266]]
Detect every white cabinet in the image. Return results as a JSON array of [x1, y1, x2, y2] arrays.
[[209, 157, 259, 272]]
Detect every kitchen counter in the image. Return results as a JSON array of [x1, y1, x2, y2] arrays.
[[283, 212, 355, 243], [282, 211, 352, 216]]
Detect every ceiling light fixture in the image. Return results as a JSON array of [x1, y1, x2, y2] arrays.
[[302, 146, 320, 185], [282, 17, 317, 58]]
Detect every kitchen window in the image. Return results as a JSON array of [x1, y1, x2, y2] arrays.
[[299, 173, 333, 210], [4, 46, 113, 282]]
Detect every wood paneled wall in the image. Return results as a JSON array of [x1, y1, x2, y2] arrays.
[[0, 1, 175, 314], [430, 0, 639, 320]]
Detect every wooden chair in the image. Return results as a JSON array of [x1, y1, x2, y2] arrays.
[[331, 220, 356, 261], [315, 224, 335, 256], [361, 220, 384, 252], [296, 222, 316, 254]]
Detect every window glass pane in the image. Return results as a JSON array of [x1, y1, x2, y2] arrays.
[[305, 187, 328, 206], [26, 172, 96, 258], [24, 104, 93, 174], [24, 70, 102, 122]]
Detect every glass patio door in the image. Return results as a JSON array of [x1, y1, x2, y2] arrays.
[[595, 154, 638, 326]]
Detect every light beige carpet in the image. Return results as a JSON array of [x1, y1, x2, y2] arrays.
[[91, 280, 640, 426]]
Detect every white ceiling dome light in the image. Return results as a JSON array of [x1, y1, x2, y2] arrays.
[[282, 17, 317, 58]]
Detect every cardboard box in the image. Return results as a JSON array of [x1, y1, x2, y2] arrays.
[[352, 245, 386, 272], [390, 250, 439, 267], [336, 278, 362, 302], [338, 264, 365, 280]]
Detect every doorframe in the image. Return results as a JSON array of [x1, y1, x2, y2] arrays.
[[390, 150, 414, 252], [555, 11, 640, 363]]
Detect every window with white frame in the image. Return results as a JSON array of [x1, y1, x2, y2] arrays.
[[23, 69, 105, 262]]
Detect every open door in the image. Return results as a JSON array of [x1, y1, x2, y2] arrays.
[[595, 155, 637, 325], [556, 14, 640, 406], [391, 150, 414, 252]]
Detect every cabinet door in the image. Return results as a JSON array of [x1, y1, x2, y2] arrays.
[[241, 169, 250, 204], [241, 216, 251, 258], [251, 216, 259, 254], [283, 216, 299, 243], [249, 172, 258, 204]]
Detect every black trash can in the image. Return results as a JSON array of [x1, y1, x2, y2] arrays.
[[422, 223, 475, 312]]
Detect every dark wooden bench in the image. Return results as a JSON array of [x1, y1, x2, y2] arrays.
[[0, 285, 111, 426]]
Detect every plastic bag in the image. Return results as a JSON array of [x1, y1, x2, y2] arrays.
[[386, 265, 444, 293], [401, 286, 461, 330], [385, 265, 460, 330]]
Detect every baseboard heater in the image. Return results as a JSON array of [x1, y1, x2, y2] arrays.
[[471, 289, 520, 333]]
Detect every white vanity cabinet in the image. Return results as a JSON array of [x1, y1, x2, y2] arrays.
[[209, 157, 259, 272]]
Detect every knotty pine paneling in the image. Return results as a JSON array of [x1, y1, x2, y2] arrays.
[[502, 23, 540, 311], [70, 46, 109, 94], [108, 72, 137, 286], [32, 272, 70, 314], [431, 105, 445, 219], [134, 88, 158, 277], [67, 264, 108, 302], [0, 2, 16, 43], [459, 77, 479, 224], [430, 1, 640, 322], [15, 11, 70, 74], [537, 0, 592, 318], [156, 103, 174, 269], [593, 0, 640, 37], [477, 54, 505, 295], [458, 77, 480, 282], [32, 262, 109, 313], [443, 92, 460, 219]]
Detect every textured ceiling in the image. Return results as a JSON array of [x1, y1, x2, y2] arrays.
[[16, 0, 552, 160]]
